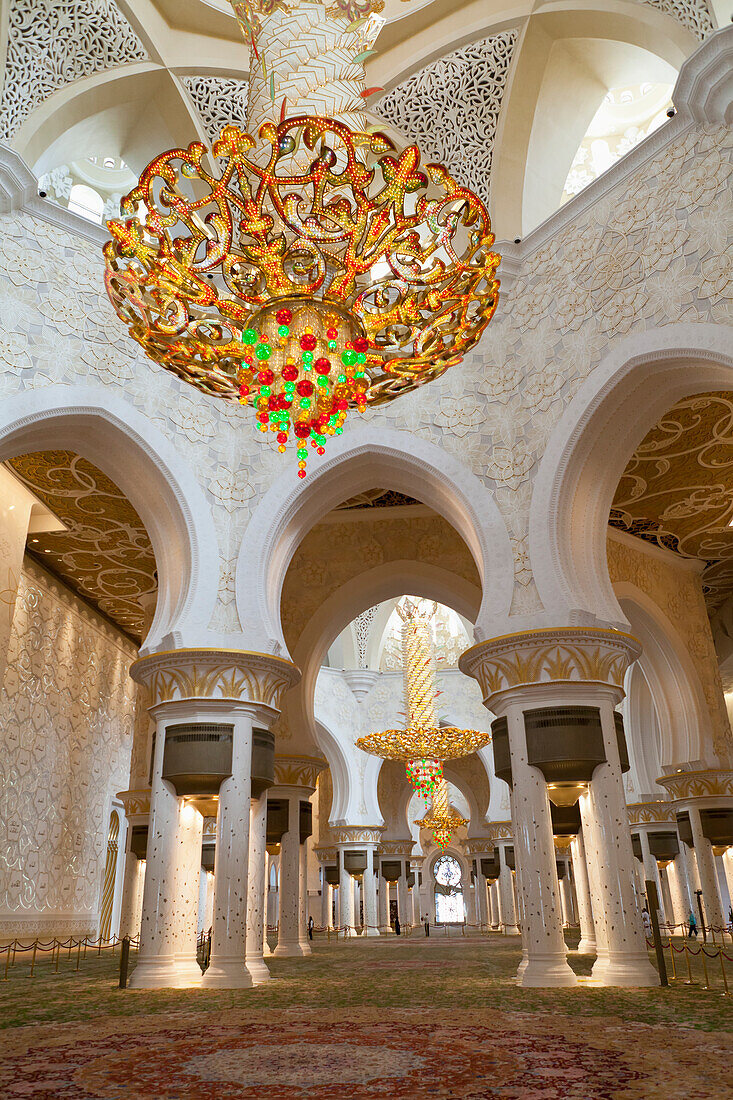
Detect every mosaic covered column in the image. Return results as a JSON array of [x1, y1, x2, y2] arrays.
[[462, 627, 656, 987], [128, 649, 299, 989], [570, 828, 596, 954], [117, 789, 149, 940], [246, 770, 272, 984], [272, 758, 323, 956], [489, 831, 520, 936], [657, 771, 733, 933]]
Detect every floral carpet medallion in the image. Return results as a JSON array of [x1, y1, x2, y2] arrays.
[[2, 1008, 730, 1099]]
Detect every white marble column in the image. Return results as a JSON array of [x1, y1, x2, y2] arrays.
[[333, 882, 341, 929], [637, 829, 665, 922], [202, 708, 255, 988], [362, 852, 379, 936], [198, 866, 208, 935], [321, 879, 332, 928], [130, 705, 203, 988], [723, 849, 733, 922], [119, 848, 145, 940], [339, 861, 357, 936], [559, 866, 574, 927], [666, 855, 690, 930], [378, 872, 389, 932], [411, 879, 421, 926], [503, 702, 575, 986], [688, 806, 726, 930], [245, 789, 270, 984], [474, 864, 489, 927], [570, 828, 596, 954], [496, 842, 520, 936], [465, 883, 477, 926], [397, 868, 410, 928], [274, 788, 313, 956], [487, 881, 499, 929], [354, 879, 362, 930], [659, 867, 674, 926], [583, 698, 656, 986]]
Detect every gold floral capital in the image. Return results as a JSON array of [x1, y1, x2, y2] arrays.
[[378, 839, 414, 857], [332, 826, 385, 845], [626, 801, 675, 826], [459, 627, 641, 706], [314, 847, 338, 861], [656, 769, 733, 803], [487, 821, 513, 842], [116, 787, 151, 818], [463, 838, 495, 855], [273, 754, 327, 789], [131, 648, 300, 709]]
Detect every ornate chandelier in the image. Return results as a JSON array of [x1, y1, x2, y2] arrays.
[[102, 1, 501, 475], [357, 597, 488, 848]]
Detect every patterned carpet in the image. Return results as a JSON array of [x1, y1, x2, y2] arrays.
[[1, 936, 731, 1098]]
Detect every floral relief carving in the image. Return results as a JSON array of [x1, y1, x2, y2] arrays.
[[0, 558, 137, 937], [640, 0, 715, 42], [378, 31, 518, 209], [0, 0, 148, 142]]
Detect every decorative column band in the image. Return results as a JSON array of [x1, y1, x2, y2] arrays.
[[627, 801, 676, 826], [656, 769, 733, 801], [459, 627, 641, 704], [273, 755, 328, 789], [332, 826, 385, 845], [131, 648, 301, 708], [490, 706, 630, 788]]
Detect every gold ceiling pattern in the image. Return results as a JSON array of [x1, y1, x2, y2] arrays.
[[610, 393, 733, 610], [8, 451, 157, 642]]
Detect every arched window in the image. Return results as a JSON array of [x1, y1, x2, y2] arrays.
[[68, 183, 104, 223], [562, 82, 673, 204], [433, 854, 465, 923]]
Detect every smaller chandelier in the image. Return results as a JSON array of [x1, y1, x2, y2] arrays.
[[103, 117, 500, 475], [405, 757, 443, 800], [414, 777, 467, 851]]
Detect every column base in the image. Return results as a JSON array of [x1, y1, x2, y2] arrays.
[[363, 926, 380, 937], [503, 925, 521, 936], [576, 937, 597, 954], [245, 956, 272, 984], [591, 954, 659, 987], [342, 927, 358, 938], [201, 956, 253, 989], [129, 953, 202, 989], [274, 941, 311, 957], [517, 954, 578, 988]]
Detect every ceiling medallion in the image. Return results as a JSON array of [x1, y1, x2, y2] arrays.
[[102, 6, 500, 476], [357, 597, 488, 849]]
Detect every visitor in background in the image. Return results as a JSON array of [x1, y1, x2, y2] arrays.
[[688, 910, 698, 938], [642, 907, 651, 934], [394, 915, 401, 936], [424, 914, 430, 938], [308, 916, 314, 941], [728, 906, 733, 930]]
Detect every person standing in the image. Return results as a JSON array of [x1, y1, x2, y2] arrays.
[[688, 910, 698, 938], [394, 915, 401, 936], [424, 914, 430, 938], [308, 915, 314, 941]]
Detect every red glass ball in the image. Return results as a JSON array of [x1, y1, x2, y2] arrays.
[[326, 327, 338, 340], [276, 308, 293, 325], [294, 422, 310, 439], [337, 399, 348, 411], [282, 365, 298, 382], [300, 333, 317, 351], [297, 469, 307, 479], [277, 432, 288, 444], [317, 446, 325, 455], [257, 369, 274, 385], [257, 412, 268, 423], [315, 357, 331, 374], [296, 380, 314, 397], [353, 336, 368, 353]]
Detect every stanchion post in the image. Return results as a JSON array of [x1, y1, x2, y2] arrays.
[[695, 890, 707, 944], [76, 939, 81, 971], [30, 941, 37, 977], [719, 949, 730, 997], [700, 946, 710, 990], [54, 941, 60, 973], [2, 945, 9, 981], [119, 936, 130, 989], [646, 880, 667, 987], [683, 940, 696, 984], [668, 939, 676, 980]]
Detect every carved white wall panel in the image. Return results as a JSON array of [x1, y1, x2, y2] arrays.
[[377, 31, 518, 209], [641, 0, 715, 41], [0, 559, 138, 938], [0, 0, 148, 143], [182, 77, 249, 146]]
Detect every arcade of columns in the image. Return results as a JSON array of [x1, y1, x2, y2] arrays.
[[115, 625, 733, 989]]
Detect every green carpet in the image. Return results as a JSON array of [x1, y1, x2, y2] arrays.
[[0, 933, 731, 1097]]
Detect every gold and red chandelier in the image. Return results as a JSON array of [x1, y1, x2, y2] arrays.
[[102, 1, 501, 475], [356, 598, 488, 849]]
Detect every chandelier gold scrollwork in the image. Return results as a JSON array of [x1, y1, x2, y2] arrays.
[[103, 116, 500, 474]]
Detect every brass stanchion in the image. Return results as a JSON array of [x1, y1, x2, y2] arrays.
[[668, 939, 676, 980], [76, 939, 81, 971], [719, 950, 730, 997], [83, 937, 88, 959], [54, 942, 60, 973], [2, 945, 9, 981], [700, 946, 711, 990], [12, 940, 16, 966], [30, 941, 37, 977], [683, 941, 696, 985]]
